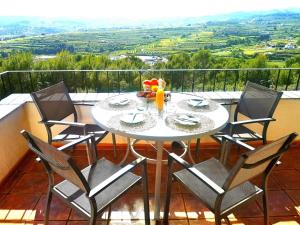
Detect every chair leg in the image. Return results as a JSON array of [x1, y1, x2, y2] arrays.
[[112, 133, 117, 158], [163, 175, 173, 223], [105, 206, 112, 225], [142, 161, 150, 225], [262, 191, 269, 225], [195, 138, 201, 158], [89, 216, 96, 225], [215, 215, 222, 225], [44, 189, 53, 225], [224, 216, 231, 225]]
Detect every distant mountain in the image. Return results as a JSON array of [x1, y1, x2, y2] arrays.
[[1, 9, 300, 37]]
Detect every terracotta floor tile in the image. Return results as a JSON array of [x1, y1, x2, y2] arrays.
[[277, 148, 300, 170], [189, 217, 265, 225], [257, 190, 299, 216], [0, 193, 40, 221], [33, 195, 71, 221], [108, 220, 155, 225], [147, 177, 180, 194], [68, 210, 86, 221], [271, 170, 300, 190], [69, 207, 109, 221], [25, 221, 67, 225], [67, 221, 105, 225], [250, 174, 281, 191], [0, 194, 6, 203], [71, 157, 89, 170], [155, 194, 186, 220], [231, 200, 263, 218], [17, 156, 44, 174], [0, 221, 26, 225], [110, 193, 151, 220], [163, 220, 189, 225], [182, 193, 212, 220], [286, 190, 300, 206], [270, 216, 300, 225], [0, 171, 23, 194], [11, 173, 48, 194]]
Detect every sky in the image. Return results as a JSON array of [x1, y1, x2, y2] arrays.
[[1, 0, 300, 20]]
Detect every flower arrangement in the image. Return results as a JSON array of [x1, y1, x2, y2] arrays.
[[137, 78, 167, 100]]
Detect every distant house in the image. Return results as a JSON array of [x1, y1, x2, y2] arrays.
[[34, 55, 56, 61], [110, 54, 168, 66], [284, 43, 296, 50], [136, 55, 168, 65]]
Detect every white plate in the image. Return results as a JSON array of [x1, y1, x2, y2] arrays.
[[120, 112, 145, 124], [187, 98, 209, 107], [109, 97, 129, 106], [173, 114, 200, 126]]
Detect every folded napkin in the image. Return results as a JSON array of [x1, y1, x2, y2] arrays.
[[120, 112, 145, 124], [187, 98, 209, 107], [173, 114, 200, 126], [109, 97, 129, 106]]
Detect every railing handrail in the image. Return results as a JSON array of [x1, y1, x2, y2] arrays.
[[1, 68, 300, 74]]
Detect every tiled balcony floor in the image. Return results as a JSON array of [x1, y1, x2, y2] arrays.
[[0, 144, 300, 225]]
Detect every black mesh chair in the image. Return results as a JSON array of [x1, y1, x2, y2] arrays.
[[31, 81, 117, 161], [164, 133, 297, 225], [196, 81, 283, 161], [21, 130, 150, 225]]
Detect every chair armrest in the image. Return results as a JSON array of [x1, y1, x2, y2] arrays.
[[89, 157, 146, 198], [42, 120, 86, 128], [230, 118, 275, 126], [220, 101, 238, 106], [73, 102, 96, 106], [169, 153, 225, 195], [221, 135, 255, 151], [57, 134, 94, 151]]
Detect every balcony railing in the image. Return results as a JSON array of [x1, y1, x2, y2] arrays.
[[1, 68, 300, 101]]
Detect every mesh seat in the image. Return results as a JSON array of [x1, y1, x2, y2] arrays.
[[21, 131, 150, 225], [164, 133, 297, 225], [213, 123, 262, 142], [31, 81, 117, 160], [174, 158, 261, 213], [54, 158, 140, 216], [53, 124, 106, 142]]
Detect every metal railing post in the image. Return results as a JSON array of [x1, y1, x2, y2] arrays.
[[285, 69, 292, 91]]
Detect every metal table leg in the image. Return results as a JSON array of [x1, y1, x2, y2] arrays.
[[154, 141, 163, 220]]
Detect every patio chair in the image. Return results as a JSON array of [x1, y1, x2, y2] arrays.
[[164, 133, 297, 225], [21, 130, 150, 225], [31, 81, 117, 160], [196, 81, 283, 161]]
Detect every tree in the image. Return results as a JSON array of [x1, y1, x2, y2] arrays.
[[244, 54, 270, 86], [167, 53, 190, 69], [190, 50, 212, 69], [2, 52, 33, 70]]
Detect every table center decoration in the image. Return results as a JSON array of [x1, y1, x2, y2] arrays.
[[137, 78, 168, 111]]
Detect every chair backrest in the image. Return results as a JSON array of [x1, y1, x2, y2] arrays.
[[235, 81, 282, 121], [224, 133, 297, 190], [31, 81, 77, 124], [21, 130, 89, 192]]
